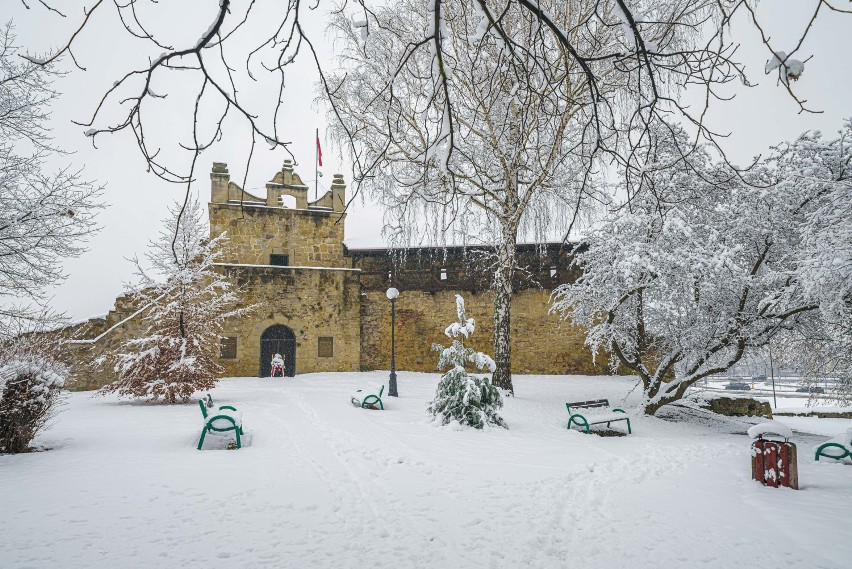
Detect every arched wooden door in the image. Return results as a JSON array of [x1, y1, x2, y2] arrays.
[[260, 325, 296, 377]]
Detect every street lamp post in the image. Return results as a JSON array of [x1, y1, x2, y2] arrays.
[[386, 287, 399, 397], [769, 343, 777, 409]]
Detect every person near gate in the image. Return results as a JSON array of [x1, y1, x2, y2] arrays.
[[271, 353, 285, 377]]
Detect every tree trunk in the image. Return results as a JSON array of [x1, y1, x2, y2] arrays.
[[491, 227, 516, 395], [642, 399, 665, 416], [642, 377, 692, 416]]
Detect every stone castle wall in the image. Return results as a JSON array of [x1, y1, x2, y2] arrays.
[[58, 293, 155, 391], [53, 161, 615, 393], [359, 289, 610, 375], [210, 203, 346, 268], [214, 265, 361, 377]]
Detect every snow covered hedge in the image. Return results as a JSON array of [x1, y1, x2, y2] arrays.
[[0, 340, 66, 453], [427, 295, 506, 429]]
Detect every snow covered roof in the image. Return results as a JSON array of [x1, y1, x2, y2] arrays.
[[342, 235, 578, 252]]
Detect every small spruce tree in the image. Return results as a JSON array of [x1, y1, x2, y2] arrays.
[[427, 295, 507, 429]]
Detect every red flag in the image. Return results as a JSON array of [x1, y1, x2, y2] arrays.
[[316, 133, 323, 167]]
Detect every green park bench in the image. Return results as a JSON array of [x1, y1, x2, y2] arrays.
[[814, 427, 852, 463], [566, 399, 632, 434], [351, 384, 385, 410], [197, 395, 244, 450]]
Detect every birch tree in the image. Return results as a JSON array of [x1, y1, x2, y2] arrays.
[[327, 0, 611, 392]]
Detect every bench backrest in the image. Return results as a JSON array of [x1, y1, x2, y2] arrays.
[[566, 399, 609, 412], [378, 384, 384, 398]]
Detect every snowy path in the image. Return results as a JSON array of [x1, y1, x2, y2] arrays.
[[1, 372, 850, 568]]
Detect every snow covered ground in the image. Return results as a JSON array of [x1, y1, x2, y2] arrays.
[[1, 373, 851, 569]]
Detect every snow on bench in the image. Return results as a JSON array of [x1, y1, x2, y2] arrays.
[[351, 384, 385, 410], [197, 396, 244, 450], [814, 427, 852, 464], [566, 399, 632, 434]]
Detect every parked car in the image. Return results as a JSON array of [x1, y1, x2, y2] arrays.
[[795, 386, 824, 394], [725, 382, 752, 391], [751, 374, 767, 382]]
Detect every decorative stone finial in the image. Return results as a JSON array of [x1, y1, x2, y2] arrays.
[[282, 159, 294, 172], [212, 162, 229, 174], [331, 174, 346, 212]]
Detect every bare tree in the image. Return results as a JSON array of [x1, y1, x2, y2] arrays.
[[19, 0, 850, 189], [326, 0, 614, 392], [0, 22, 101, 337], [100, 195, 251, 403]]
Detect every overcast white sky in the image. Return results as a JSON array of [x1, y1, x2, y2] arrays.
[[5, 0, 852, 322]]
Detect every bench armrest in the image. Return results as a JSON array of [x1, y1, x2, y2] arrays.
[[205, 412, 242, 428], [219, 405, 237, 412]]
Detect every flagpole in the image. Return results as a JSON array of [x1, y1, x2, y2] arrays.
[[315, 128, 319, 202]]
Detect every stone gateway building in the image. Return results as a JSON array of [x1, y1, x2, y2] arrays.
[[63, 162, 608, 390]]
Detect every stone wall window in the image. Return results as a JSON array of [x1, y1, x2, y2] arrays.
[[270, 254, 289, 266], [318, 336, 334, 358], [220, 336, 237, 359], [440, 268, 448, 280], [550, 266, 557, 279]]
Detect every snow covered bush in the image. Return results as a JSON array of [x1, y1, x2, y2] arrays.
[[0, 337, 66, 453], [100, 196, 250, 403], [427, 295, 506, 429]]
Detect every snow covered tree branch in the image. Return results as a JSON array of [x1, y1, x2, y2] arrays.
[[552, 122, 852, 415], [100, 195, 252, 403], [17, 1, 850, 194], [0, 22, 102, 337]]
